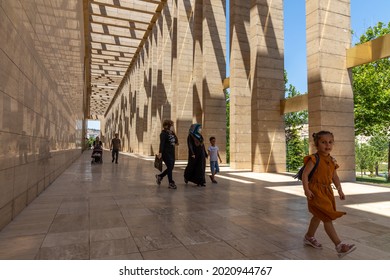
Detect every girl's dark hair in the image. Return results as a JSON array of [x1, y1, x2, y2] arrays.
[[162, 119, 173, 129], [312, 131, 334, 146]]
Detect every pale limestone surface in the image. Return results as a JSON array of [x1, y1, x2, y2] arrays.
[[0, 0, 85, 230], [306, 0, 355, 181], [0, 152, 389, 260]]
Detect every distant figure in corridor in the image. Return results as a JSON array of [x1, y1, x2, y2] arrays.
[[184, 124, 207, 187], [155, 120, 179, 189], [110, 133, 121, 164], [93, 136, 102, 148], [301, 131, 356, 258], [91, 136, 103, 164]]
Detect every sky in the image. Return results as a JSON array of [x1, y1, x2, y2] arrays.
[[88, 120, 100, 130], [88, 0, 390, 130]]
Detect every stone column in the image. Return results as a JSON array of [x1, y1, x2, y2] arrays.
[[149, 21, 160, 155], [175, 0, 195, 159], [193, 0, 203, 124], [250, 0, 286, 172], [306, 0, 355, 181], [229, 0, 252, 169], [202, 0, 227, 162], [159, 1, 174, 124]]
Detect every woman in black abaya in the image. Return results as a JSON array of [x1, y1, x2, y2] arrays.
[[184, 124, 207, 186]]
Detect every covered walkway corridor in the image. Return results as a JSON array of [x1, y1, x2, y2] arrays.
[[0, 151, 389, 260], [2, 0, 390, 263]]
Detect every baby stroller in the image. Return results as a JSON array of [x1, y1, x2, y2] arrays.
[[91, 143, 103, 164]]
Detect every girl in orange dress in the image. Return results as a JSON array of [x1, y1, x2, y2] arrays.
[[302, 131, 356, 258]]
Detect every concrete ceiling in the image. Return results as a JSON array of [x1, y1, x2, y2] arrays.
[[84, 0, 166, 119]]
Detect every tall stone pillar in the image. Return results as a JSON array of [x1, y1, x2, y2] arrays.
[[250, 0, 286, 172], [202, 0, 227, 161], [193, 0, 203, 124], [229, 0, 252, 169], [306, 0, 355, 181], [161, 2, 173, 123], [149, 18, 161, 155], [175, 0, 195, 159]]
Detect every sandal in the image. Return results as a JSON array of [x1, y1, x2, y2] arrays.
[[303, 235, 322, 249], [336, 242, 356, 258]]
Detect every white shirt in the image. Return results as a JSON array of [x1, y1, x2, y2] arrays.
[[208, 145, 219, 161]]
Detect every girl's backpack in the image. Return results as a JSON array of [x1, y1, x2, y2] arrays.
[[293, 153, 320, 181]]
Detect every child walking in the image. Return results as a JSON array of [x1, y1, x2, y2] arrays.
[[207, 136, 222, 184], [302, 131, 356, 258]]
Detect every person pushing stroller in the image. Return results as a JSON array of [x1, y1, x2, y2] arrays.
[[91, 136, 103, 164]]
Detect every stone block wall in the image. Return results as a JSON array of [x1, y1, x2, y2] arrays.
[[0, 1, 85, 230], [104, 0, 227, 161]]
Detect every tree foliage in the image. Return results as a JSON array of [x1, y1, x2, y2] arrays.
[[284, 70, 308, 171], [224, 88, 230, 163], [284, 71, 308, 133], [353, 22, 390, 136], [352, 21, 390, 181], [355, 141, 376, 176]]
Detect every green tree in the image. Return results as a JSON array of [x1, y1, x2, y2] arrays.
[[224, 88, 230, 163], [355, 141, 377, 177], [352, 21, 390, 180], [286, 128, 307, 171], [368, 134, 389, 176], [284, 70, 308, 171]]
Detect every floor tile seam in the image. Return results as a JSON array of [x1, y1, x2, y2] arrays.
[[182, 239, 248, 259], [41, 234, 90, 250], [0, 231, 48, 240], [30, 194, 65, 259], [224, 240, 296, 259], [114, 196, 143, 258], [127, 221, 202, 259]]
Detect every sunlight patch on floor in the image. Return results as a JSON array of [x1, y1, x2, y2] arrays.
[[214, 175, 254, 184], [228, 172, 296, 182], [339, 182, 390, 195], [345, 201, 390, 218], [265, 186, 305, 197], [264, 182, 390, 199]]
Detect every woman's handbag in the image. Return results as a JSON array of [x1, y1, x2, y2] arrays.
[[154, 155, 163, 172]]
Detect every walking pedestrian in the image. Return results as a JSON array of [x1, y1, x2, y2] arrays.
[[155, 120, 179, 189], [110, 133, 121, 164], [302, 131, 356, 258]]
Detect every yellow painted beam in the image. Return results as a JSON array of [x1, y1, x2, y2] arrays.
[[223, 77, 230, 89], [347, 33, 390, 68], [280, 94, 308, 115]]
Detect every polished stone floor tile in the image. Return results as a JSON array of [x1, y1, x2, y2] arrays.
[[36, 243, 90, 260], [48, 214, 89, 233], [94, 252, 144, 260], [0, 222, 51, 238], [90, 238, 139, 259], [41, 231, 89, 248], [226, 237, 283, 257], [133, 231, 183, 252], [0, 235, 45, 259], [90, 227, 131, 242], [0, 151, 389, 260], [142, 246, 196, 260], [186, 241, 246, 260]]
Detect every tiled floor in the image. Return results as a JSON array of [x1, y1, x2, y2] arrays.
[[1, 151, 389, 260]]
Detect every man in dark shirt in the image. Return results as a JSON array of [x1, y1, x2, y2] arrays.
[[110, 133, 121, 164]]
